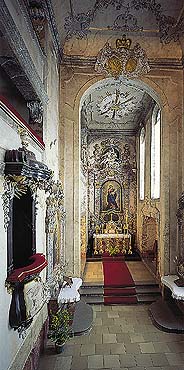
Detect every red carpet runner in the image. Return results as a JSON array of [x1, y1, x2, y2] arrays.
[[102, 257, 137, 304]]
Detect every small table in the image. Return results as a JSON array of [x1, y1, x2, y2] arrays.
[[161, 275, 184, 300], [58, 277, 82, 305]]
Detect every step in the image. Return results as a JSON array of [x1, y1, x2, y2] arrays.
[[137, 294, 161, 303], [80, 287, 104, 296], [149, 298, 184, 333], [80, 280, 161, 304], [80, 281, 104, 289], [135, 286, 161, 294], [81, 296, 104, 304]]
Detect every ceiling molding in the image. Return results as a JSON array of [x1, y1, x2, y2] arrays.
[[41, 0, 62, 62], [62, 55, 183, 70], [17, 0, 45, 59], [88, 128, 137, 137], [0, 0, 49, 104]]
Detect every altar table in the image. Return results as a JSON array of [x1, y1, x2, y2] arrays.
[[93, 233, 132, 255]]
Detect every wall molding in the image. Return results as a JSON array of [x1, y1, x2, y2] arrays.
[[62, 55, 183, 70]]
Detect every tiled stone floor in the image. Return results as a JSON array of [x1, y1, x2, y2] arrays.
[[38, 304, 184, 370]]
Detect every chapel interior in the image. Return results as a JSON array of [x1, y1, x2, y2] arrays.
[[0, 1, 184, 370]]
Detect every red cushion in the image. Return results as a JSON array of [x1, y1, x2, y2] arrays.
[[7, 253, 48, 283]]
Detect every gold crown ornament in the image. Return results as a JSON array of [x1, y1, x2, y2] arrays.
[[116, 35, 132, 50]]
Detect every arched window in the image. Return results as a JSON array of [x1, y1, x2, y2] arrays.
[[140, 127, 145, 200], [151, 108, 161, 199]]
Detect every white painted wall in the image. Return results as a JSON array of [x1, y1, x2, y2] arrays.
[[0, 106, 46, 370]]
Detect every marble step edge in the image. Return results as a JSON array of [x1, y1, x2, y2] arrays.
[[81, 296, 104, 304], [82, 281, 159, 287], [135, 287, 161, 294], [137, 294, 161, 302]]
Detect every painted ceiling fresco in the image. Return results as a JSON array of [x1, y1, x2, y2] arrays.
[[52, 0, 184, 47], [81, 78, 154, 133]]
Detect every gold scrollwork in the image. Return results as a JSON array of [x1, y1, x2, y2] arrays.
[[5, 280, 14, 294]]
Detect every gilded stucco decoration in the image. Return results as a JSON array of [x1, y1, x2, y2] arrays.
[[2, 132, 65, 280], [177, 192, 184, 260], [95, 36, 150, 79], [2, 174, 65, 279], [80, 215, 87, 274], [88, 137, 137, 236]]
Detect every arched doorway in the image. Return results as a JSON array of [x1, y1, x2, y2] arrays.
[[61, 65, 181, 281], [79, 76, 162, 278]]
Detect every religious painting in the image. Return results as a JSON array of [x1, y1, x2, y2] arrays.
[[101, 180, 122, 213]]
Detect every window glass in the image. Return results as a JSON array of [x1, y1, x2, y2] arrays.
[[151, 108, 161, 199], [140, 127, 145, 200]]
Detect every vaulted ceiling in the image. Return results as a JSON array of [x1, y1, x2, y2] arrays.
[[51, 0, 183, 135], [81, 78, 155, 135], [52, 0, 184, 56]]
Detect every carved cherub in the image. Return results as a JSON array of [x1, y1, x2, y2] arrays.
[[62, 275, 73, 288]]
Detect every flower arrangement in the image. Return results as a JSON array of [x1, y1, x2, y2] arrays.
[[107, 244, 120, 256], [49, 308, 72, 346]]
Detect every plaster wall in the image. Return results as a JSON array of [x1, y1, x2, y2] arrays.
[[137, 70, 183, 276], [0, 107, 46, 370], [42, 26, 60, 179], [60, 61, 184, 277], [137, 110, 161, 273], [63, 34, 182, 60]]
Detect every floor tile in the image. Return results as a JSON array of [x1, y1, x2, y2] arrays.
[[139, 342, 155, 353], [110, 343, 126, 354], [124, 343, 141, 354], [88, 354, 103, 368], [166, 352, 184, 366], [167, 341, 184, 352], [130, 334, 145, 343], [116, 333, 131, 343], [104, 354, 120, 368], [103, 333, 117, 344], [134, 353, 153, 366], [38, 302, 184, 370], [150, 353, 169, 366], [95, 343, 111, 355], [108, 325, 122, 334], [88, 334, 103, 344], [54, 356, 72, 370], [153, 341, 171, 353], [71, 355, 88, 370], [119, 354, 136, 367], [81, 344, 95, 356]]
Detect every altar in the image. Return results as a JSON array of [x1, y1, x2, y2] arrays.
[[93, 233, 132, 255]]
